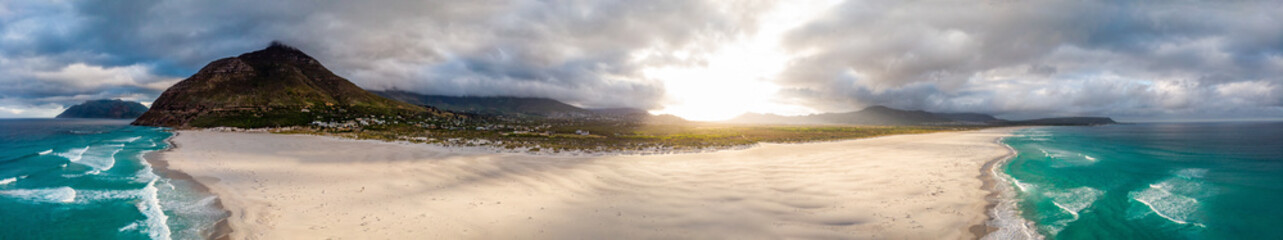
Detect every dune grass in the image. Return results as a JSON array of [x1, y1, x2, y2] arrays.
[[277, 119, 976, 153]]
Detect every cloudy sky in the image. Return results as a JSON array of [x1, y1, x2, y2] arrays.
[[1, 0, 1281, 121]]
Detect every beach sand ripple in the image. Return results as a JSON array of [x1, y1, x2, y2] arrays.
[[163, 128, 1015, 239]]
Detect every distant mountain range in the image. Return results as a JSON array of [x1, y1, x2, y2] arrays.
[[56, 99, 148, 119], [728, 105, 1115, 126], [1008, 117, 1118, 126], [374, 90, 596, 118], [374, 90, 685, 123], [133, 42, 449, 128], [375, 91, 1112, 126]]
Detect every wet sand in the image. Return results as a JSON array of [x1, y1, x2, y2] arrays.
[[144, 135, 234, 240]]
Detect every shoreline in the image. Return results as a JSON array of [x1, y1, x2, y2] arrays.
[[973, 146, 1005, 238], [144, 131, 234, 240], [159, 127, 1019, 239], [970, 127, 1030, 239], [978, 128, 1043, 240]]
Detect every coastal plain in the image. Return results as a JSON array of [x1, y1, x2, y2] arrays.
[[161, 128, 1017, 239]]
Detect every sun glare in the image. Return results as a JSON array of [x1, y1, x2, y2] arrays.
[[644, 1, 838, 121]]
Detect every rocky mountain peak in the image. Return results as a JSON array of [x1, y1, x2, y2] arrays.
[[132, 42, 441, 128]]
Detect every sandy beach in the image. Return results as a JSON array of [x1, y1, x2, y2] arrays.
[[159, 128, 1018, 239]]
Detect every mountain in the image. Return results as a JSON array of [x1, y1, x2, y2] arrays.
[[374, 90, 590, 118], [1010, 117, 1117, 126], [587, 108, 688, 124], [56, 99, 149, 119], [588, 108, 650, 117], [133, 42, 444, 128], [935, 112, 1001, 122], [728, 112, 821, 125], [728, 105, 998, 125], [820, 106, 953, 125], [374, 90, 594, 118], [373, 90, 686, 123], [727, 105, 1111, 126]]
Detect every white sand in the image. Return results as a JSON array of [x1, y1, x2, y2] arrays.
[[162, 128, 1017, 239]]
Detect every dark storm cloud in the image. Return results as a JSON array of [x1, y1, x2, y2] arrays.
[[2, 0, 1281, 120], [72, 0, 764, 109], [0, 0, 758, 116], [779, 0, 1283, 120]]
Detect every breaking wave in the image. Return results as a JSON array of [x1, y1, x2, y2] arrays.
[[0, 187, 77, 203], [55, 146, 90, 162], [1128, 169, 1210, 227]]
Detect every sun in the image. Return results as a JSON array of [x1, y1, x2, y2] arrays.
[[642, 1, 837, 121], [642, 46, 801, 121]]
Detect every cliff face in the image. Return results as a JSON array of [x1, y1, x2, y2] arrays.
[[56, 99, 149, 119], [133, 42, 445, 128]]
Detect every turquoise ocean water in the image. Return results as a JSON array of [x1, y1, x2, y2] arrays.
[[0, 119, 225, 240], [1000, 122, 1283, 239]]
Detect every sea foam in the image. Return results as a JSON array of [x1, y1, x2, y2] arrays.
[[1047, 187, 1104, 219], [1038, 147, 1098, 167], [55, 146, 90, 162], [73, 144, 124, 172], [115, 136, 143, 143], [0, 185, 177, 237], [136, 156, 173, 240], [0, 120, 191, 238], [137, 180, 173, 240], [1042, 186, 1103, 234], [0, 188, 156, 204], [984, 140, 1044, 240], [0, 187, 77, 203], [1011, 177, 1036, 193], [1128, 169, 1210, 227]]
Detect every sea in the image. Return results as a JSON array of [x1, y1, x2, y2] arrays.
[[994, 121, 1283, 239], [0, 119, 226, 240], [4, 119, 1281, 239]]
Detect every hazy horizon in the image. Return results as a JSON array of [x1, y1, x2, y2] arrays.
[[2, 0, 1280, 121]]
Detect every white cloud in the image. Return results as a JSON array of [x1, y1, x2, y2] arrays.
[[0, 55, 178, 116], [1217, 81, 1279, 106], [0, 99, 64, 118], [773, 0, 1283, 120], [1, 0, 1282, 120], [28, 63, 176, 91]]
